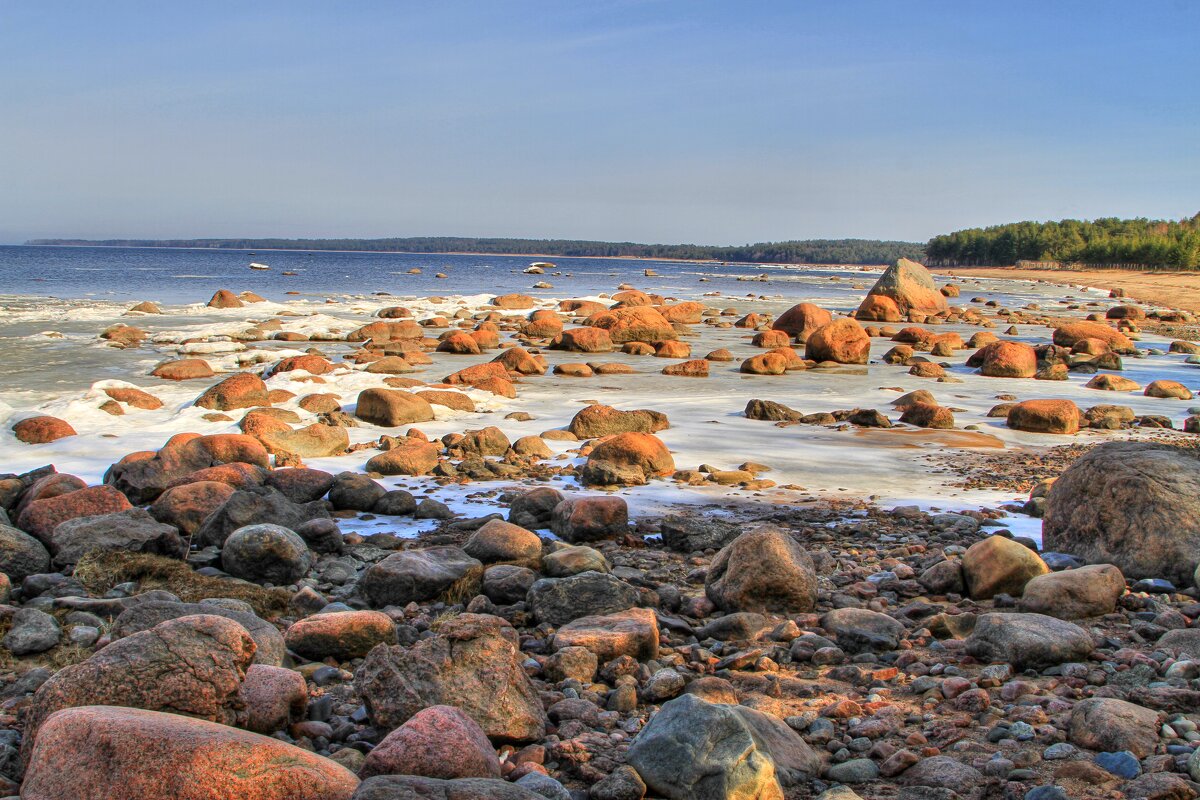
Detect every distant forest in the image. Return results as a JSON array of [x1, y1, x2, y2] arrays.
[[926, 213, 1200, 269], [25, 236, 926, 265]]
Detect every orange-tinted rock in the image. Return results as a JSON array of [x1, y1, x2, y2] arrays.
[[568, 405, 669, 439], [436, 332, 482, 355], [149, 481, 235, 535], [366, 439, 441, 476], [355, 388, 435, 426], [416, 390, 476, 412], [805, 318, 871, 364], [492, 294, 535, 310], [238, 664, 308, 734], [347, 320, 424, 343], [12, 416, 76, 444], [740, 353, 789, 375], [977, 341, 1038, 378], [472, 376, 517, 398], [207, 289, 243, 308], [103, 387, 164, 410], [559, 299, 608, 316], [552, 607, 659, 662], [443, 362, 510, 386], [361, 705, 501, 780], [554, 363, 594, 377], [22, 706, 359, 800], [772, 302, 833, 340], [662, 359, 709, 377], [17, 485, 132, 542], [653, 340, 691, 359], [582, 432, 674, 485], [1085, 374, 1140, 392], [1052, 321, 1134, 353], [284, 610, 398, 661], [151, 358, 215, 380], [550, 327, 614, 353], [856, 294, 902, 322], [657, 301, 705, 324], [194, 373, 269, 411], [272, 354, 332, 375], [900, 402, 955, 429], [492, 347, 546, 376], [1145, 379, 1193, 399], [1007, 399, 1082, 434], [751, 330, 791, 348], [858, 259, 948, 317], [549, 496, 629, 543], [520, 313, 563, 338], [299, 393, 343, 413], [611, 290, 652, 306], [583, 307, 677, 343]]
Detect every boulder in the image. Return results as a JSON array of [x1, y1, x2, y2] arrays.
[[1145, 379, 1193, 399], [1042, 442, 1200, 585], [355, 388, 435, 427], [482, 565, 538, 605], [21, 615, 256, 765], [356, 614, 547, 741], [820, 608, 905, 654], [194, 373, 269, 411], [855, 294, 902, 322], [258, 422, 349, 459], [361, 705, 501, 780], [194, 486, 330, 549], [3, 607, 60, 655], [527, 571, 639, 626], [17, 485, 132, 542], [0, 523, 51, 582], [238, 663, 308, 734], [771, 303, 832, 341], [1006, 399, 1081, 434], [1017, 564, 1125, 619], [221, 523, 313, 586], [151, 358, 215, 380], [366, 438, 441, 476], [328, 472, 386, 510], [542, 545, 609, 577], [207, 289, 243, 308], [550, 327, 614, 353], [804, 318, 870, 365], [12, 416, 76, 444], [47, 507, 186, 568], [706, 529, 817, 614], [549, 497, 629, 542], [149, 480, 236, 535], [21, 706, 359, 800], [660, 515, 741, 553], [105, 433, 270, 504], [858, 258, 948, 317], [111, 601, 285, 667], [1086, 374, 1141, 392], [567, 405, 669, 439], [1053, 321, 1134, 353], [897, 756, 982, 791], [463, 519, 541, 566], [285, 610, 398, 662], [961, 536, 1049, 599], [552, 607, 659, 662], [1069, 698, 1161, 758], [507, 487, 565, 530], [964, 612, 1093, 670], [263, 467, 335, 504], [360, 547, 482, 607], [352, 776, 539, 800], [583, 306, 677, 343], [581, 432, 674, 486], [744, 399, 801, 421], [977, 341, 1038, 378], [627, 694, 819, 800]]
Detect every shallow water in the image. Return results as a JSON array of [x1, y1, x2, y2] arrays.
[[2, 245, 1196, 542]]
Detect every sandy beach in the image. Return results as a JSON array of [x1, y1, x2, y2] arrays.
[[933, 266, 1200, 315]]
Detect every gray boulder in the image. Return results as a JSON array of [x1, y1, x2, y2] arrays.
[[3, 608, 61, 655], [0, 524, 51, 582], [527, 571, 638, 627], [965, 612, 1093, 670], [194, 486, 330, 549], [48, 508, 185, 568], [359, 547, 481, 608], [111, 599, 285, 666], [220, 523, 312, 586]]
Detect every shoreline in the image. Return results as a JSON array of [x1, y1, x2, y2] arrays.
[[930, 265, 1200, 314]]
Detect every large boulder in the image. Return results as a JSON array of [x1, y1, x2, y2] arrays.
[[22, 706, 359, 800], [361, 705, 501, 780], [660, 515, 741, 553], [820, 608, 905, 654], [706, 529, 817, 614], [857, 258, 948, 317], [17, 485, 132, 542], [550, 327, 614, 353], [567, 405, 669, 439], [356, 614, 547, 742], [257, 422, 349, 459], [12, 415, 76, 444], [581, 432, 674, 486], [1053, 321, 1134, 353], [284, 610, 398, 662], [804, 318, 870, 364], [105, 433, 270, 504], [552, 607, 659, 662], [1069, 698, 1162, 759], [1017, 564, 1125, 619], [549, 497, 629, 542], [21, 615, 256, 766], [507, 487, 565, 530], [771, 303, 832, 341], [355, 388, 435, 427], [149, 480, 236, 535], [976, 341, 1038, 378], [47, 507, 187, 568], [359, 547, 482, 608], [0, 523, 51, 581], [627, 694, 820, 800], [462, 519, 542, 566], [194, 486, 330, 549], [961, 536, 1048, 600], [964, 612, 1093, 671], [527, 571, 639, 626], [221, 523, 313, 586], [583, 307, 677, 343], [194, 373, 269, 411], [1043, 442, 1200, 585], [111, 600, 285, 667], [1006, 399, 1081, 434]]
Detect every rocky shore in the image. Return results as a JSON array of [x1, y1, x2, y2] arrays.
[[2, 258, 1200, 799]]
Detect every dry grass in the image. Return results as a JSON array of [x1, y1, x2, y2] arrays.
[[73, 551, 291, 619], [439, 564, 483, 606]]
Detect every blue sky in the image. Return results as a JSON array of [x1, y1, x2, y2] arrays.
[[1, 1, 1197, 244]]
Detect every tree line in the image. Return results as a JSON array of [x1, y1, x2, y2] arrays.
[[25, 236, 926, 266], [925, 213, 1200, 269]]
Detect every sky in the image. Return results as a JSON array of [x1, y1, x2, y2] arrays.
[[1, 1, 1197, 245]]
